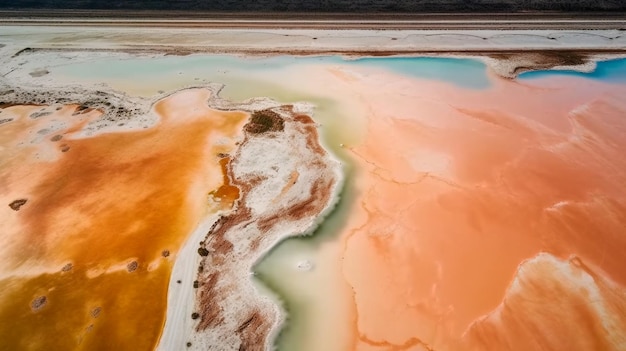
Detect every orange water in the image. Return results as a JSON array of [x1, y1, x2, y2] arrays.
[[337, 74, 626, 351], [0, 89, 247, 351]]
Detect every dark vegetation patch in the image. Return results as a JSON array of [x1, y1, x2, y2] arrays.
[[9, 198, 27, 211], [161, 249, 170, 257], [50, 134, 63, 142], [0, 118, 13, 125], [61, 263, 73, 272], [245, 109, 284, 134], [196, 273, 223, 330]]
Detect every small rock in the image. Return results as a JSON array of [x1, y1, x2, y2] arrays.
[[296, 260, 314, 271], [161, 250, 170, 258], [29, 69, 49, 78], [191, 312, 200, 320], [91, 307, 102, 318], [197, 247, 209, 256], [9, 199, 27, 211], [31, 296, 47, 311], [127, 261, 138, 272]]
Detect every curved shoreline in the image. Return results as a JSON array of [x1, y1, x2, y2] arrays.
[[152, 88, 344, 350]]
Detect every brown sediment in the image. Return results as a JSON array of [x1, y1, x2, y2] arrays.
[[257, 177, 334, 233], [236, 310, 271, 351], [486, 51, 592, 78], [297, 115, 326, 157], [196, 273, 223, 330]]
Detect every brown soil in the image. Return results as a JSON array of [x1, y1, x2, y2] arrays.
[[297, 115, 325, 157], [258, 177, 333, 233], [196, 273, 223, 330], [236, 310, 271, 351]]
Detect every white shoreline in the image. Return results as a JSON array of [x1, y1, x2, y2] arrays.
[[1, 26, 625, 55]]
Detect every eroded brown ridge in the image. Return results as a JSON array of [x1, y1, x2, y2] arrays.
[[236, 310, 271, 351], [257, 177, 334, 233], [196, 273, 223, 330]]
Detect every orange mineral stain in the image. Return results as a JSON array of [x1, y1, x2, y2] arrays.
[[0, 89, 248, 350], [333, 70, 626, 351], [209, 156, 241, 210]]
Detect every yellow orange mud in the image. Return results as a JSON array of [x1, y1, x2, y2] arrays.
[[0, 89, 247, 350]]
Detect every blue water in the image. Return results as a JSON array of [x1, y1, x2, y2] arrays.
[[58, 55, 490, 90], [519, 58, 626, 84], [348, 56, 491, 89]]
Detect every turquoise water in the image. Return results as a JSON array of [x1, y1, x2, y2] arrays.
[[349, 56, 491, 89], [519, 58, 626, 83], [56, 55, 490, 91]]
